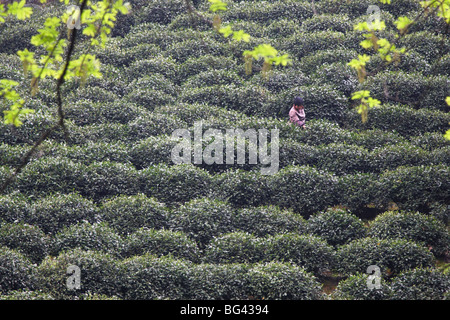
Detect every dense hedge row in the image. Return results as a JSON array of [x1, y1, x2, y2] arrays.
[[2, 157, 449, 218]]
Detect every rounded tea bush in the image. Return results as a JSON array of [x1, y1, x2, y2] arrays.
[[0, 222, 50, 264], [139, 163, 213, 205], [368, 211, 450, 258], [267, 165, 338, 217], [306, 208, 367, 247], [169, 197, 236, 248], [0, 246, 35, 295], [389, 268, 450, 300], [211, 169, 271, 208], [266, 233, 336, 276], [122, 228, 200, 262], [51, 221, 124, 258], [187, 263, 250, 300], [331, 273, 392, 300], [35, 248, 121, 300], [203, 232, 267, 264], [118, 254, 192, 300], [380, 165, 450, 212], [233, 205, 306, 237], [28, 193, 99, 235], [129, 135, 184, 169], [336, 237, 435, 277], [99, 194, 169, 236], [0, 193, 32, 224], [245, 261, 325, 300]]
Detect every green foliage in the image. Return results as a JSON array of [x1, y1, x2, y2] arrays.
[[204, 231, 267, 264], [99, 194, 169, 235], [331, 273, 392, 300], [0, 289, 55, 300], [390, 268, 450, 300], [35, 248, 120, 299], [245, 261, 324, 300], [51, 221, 123, 257], [368, 211, 450, 257], [233, 205, 306, 237], [139, 164, 213, 205], [211, 169, 270, 207], [267, 165, 338, 217], [0, 246, 35, 294], [119, 253, 192, 300], [0, 222, 50, 263], [122, 228, 200, 261], [306, 208, 367, 247], [380, 165, 450, 212], [27, 192, 99, 235], [187, 263, 250, 299], [266, 233, 336, 276], [336, 237, 435, 277], [0, 193, 31, 223], [169, 197, 235, 248]]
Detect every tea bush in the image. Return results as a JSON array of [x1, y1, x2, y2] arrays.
[[299, 49, 359, 74], [0, 290, 55, 300], [183, 69, 244, 88], [380, 165, 450, 212], [178, 54, 238, 81], [311, 62, 359, 97], [122, 228, 200, 262], [169, 197, 236, 248], [118, 253, 192, 300], [139, 164, 213, 205], [301, 14, 353, 33], [27, 193, 99, 235], [399, 31, 449, 63], [331, 273, 392, 300], [369, 143, 430, 172], [347, 104, 450, 137], [64, 99, 146, 126], [0, 222, 50, 264], [245, 261, 324, 300], [35, 248, 121, 299], [204, 231, 267, 264], [368, 211, 450, 257], [51, 221, 123, 257], [99, 194, 169, 236], [127, 114, 186, 139], [124, 57, 179, 84], [266, 233, 336, 276], [0, 246, 35, 294], [211, 169, 270, 207], [336, 172, 389, 217], [336, 237, 435, 277], [280, 31, 347, 60], [222, 0, 314, 25], [79, 161, 140, 202], [0, 193, 31, 224], [233, 205, 306, 237], [187, 263, 250, 300], [389, 268, 450, 300], [306, 208, 367, 247], [267, 165, 338, 217]]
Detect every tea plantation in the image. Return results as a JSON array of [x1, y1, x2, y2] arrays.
[[0, 0, 449, 300]]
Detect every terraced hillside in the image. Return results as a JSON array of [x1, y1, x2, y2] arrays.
[[0, 0, 449, 300]]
